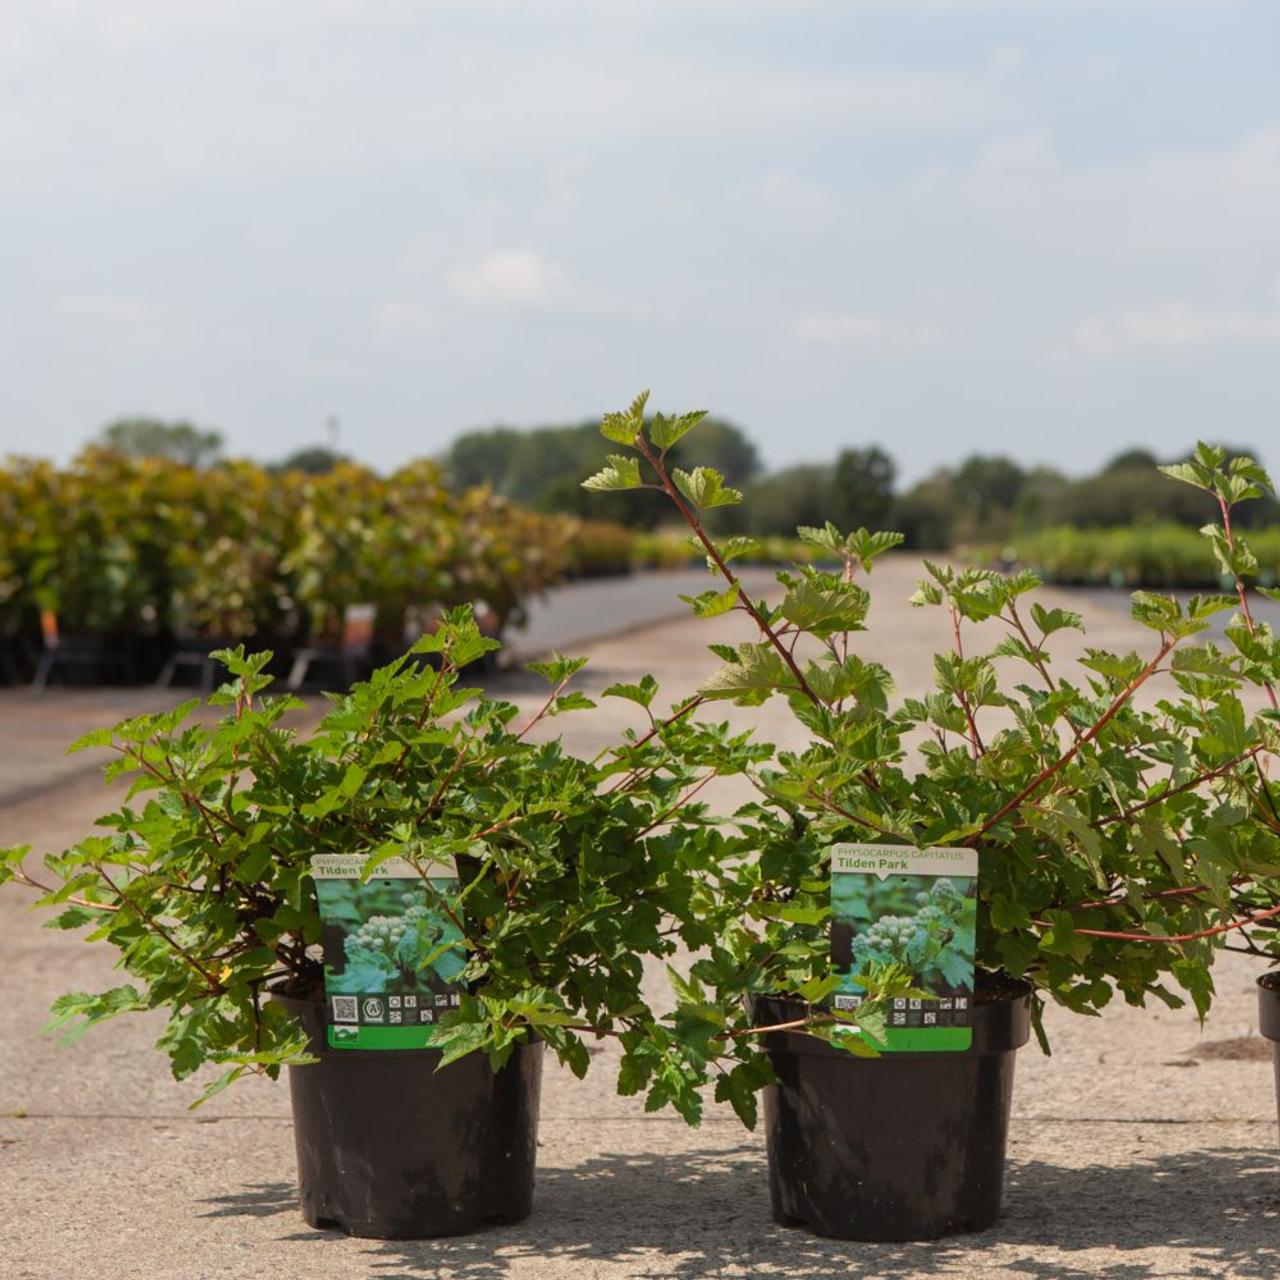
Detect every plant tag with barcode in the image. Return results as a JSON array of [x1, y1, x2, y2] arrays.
[[311, 854, 466, 1050], [830, 843, 978, 1052]]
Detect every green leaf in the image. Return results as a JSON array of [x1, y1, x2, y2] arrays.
[[581, 455, 644, 492], [671, 467, 742, 510], [697, 535, 763, 570], [680, 582, 740, 619], [648, 409, 707, 450], [428, 1018, 492, 1067], [66, 727, 114, 755], [550, 692, 596, 715], [699, 643, 789, 706], [600, 390, 649, 445], [845, 529, 905, 571], [779, 577, 869, 638], [527, 654, 589, 684], [601, 675, 659, 709], [1030, 602, 1083, 636], [1158, 461, 1212, 492], [617, 1051, 652, 1097]]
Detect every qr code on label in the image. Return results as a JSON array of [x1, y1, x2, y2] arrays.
[[331, 996, 359, 1023]]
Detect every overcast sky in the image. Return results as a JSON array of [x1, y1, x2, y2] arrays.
[[2, 0, 1277, 480]]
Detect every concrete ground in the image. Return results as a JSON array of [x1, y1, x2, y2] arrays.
[[2, 557, 1279, 1279]]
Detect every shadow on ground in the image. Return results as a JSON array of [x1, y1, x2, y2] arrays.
[[202, 1142, 1280, 1279]]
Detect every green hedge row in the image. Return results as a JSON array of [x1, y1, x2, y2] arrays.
[[0, 450, 638, 650], [968, 522, 1280, 589]]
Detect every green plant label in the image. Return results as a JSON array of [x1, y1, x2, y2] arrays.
[[830, 843, 978, 1053], [311, 854, 467, 1050]]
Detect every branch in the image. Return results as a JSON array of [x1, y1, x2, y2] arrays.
[[1032, 900, 1280, 944], [93, 863, 223, 990], [977, 638, 1177, 837], [1093, 746, 1265, 828], [1220, 494, 1279, 711], [516, 673, 575, 741], [629, 771, 717, 842], [633, 436, 821, 709]]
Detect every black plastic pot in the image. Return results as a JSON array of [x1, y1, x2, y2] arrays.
[[1258, 974, 1280, 1136], [273, 993, 543, 1239], [754, 980, 1032, 1241]]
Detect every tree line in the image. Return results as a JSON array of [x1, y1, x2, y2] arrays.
[[441, 420, 1279, 547], [92, 416, 1279, 550]]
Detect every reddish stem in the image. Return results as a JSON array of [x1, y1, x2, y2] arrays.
[[977, 639, 1176, 837]]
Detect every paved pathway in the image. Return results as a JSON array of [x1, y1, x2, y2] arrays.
[[2, 557, 1278, 1278]]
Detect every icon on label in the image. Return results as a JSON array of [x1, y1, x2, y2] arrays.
[[389, 1011, 402, 1024], [332, 1024, 359, 1042], [419, 1009, 435, 1023], [404, 995, 418, 1009], [362, 997, 385, 1022], [389, 996, 402, 1008]]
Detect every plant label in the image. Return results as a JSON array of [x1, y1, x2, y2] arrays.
[[830, 843, 978, 1052], [312, 854, 467, 1050]]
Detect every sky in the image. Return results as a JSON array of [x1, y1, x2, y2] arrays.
[[1, 0, 1278, 481]]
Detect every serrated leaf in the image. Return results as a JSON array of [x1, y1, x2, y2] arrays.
[[671, 466, 742, 510], [696, 535, 762, 570], [648, 409, 707, 450], [527, 653, 589, 685], [581, 455, 643, 492], [699, 643, 789, 705], [599, 391, 649, 445], [601, 675, 659, 708], [680, 582, 740, 619]]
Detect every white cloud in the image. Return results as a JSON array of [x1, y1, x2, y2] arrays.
[[374, 300, 444, 336], [445, 249, 644, 318], [54, 292, 164, 328], [795, 310, 942, 352], [977, 130, 1053, 176], [1070, 302, 1280, 358], [986, 42, 1026, 71], [448, 250, 569, 309], [52, 293, 176, 357]]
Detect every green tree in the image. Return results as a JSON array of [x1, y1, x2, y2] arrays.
[[97, 418, 223, 467], [892, 472, 956, 550], [831, 446, 896, 531], [951, 454, 1026, 514], [744, 465, 833, 536], [274, 446, 350, 475], [1102, 448, 1159, 474], [442, 418, 760, 526]]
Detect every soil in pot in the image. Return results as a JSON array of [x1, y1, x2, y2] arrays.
[[274, 992, 543, 1239], [754, 972, 1032, 1242]]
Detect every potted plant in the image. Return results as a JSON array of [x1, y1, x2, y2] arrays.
[[0, 605, 760, 1238], [1139, 451, 1280, 1122], [585, 396, 1280, 1240]]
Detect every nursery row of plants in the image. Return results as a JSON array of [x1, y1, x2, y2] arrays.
[[0, 450, 646, 674], [0, 448, 840, 677], [4, 410, 1280, 1244], [969, 520, 1280, 589]]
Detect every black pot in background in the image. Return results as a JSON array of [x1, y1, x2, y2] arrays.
[[273, 993, 543, 1239], [754, 979, 1032, 1241], [1258, 974, 1280, 1134]]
